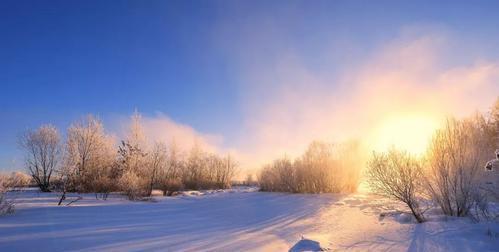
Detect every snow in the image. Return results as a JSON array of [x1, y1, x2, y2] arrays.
[[0, 187, 498, 251], [289, 237, 326, 251]]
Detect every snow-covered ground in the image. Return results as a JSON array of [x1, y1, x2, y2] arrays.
[[0, 187, 498, 251]]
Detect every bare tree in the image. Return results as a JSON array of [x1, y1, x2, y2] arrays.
[[146, 142, 167, 196], [19, 125, 61, 192], [183, 143, 206, 189], [425, 117, 489, 217], [210, 154, 238, 189], [158, 141, 183, 196], [366, 149, 426, 223], [259, 156, 297, 192]]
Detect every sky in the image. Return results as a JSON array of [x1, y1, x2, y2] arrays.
[[1, 0, 499, 173]]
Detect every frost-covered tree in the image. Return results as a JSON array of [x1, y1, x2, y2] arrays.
[[366, 149, 426, 223], [19, 125, 61, 192], [426, 117, 489, 217], [117, 111, 149, 199], [157, 141, 184, 196], [119, 111, 148, 174], [64, 115, 116, 194], [118, 169, 147, 201]]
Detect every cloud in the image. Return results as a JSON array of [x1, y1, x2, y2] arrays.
[[114, 112, 224, 156], [140, 113, 224, 154]]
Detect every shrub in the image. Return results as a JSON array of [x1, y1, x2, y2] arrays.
[[366, 149, 426, 223], [119, 170, 148, 200]]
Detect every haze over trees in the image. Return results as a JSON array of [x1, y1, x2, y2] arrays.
[[259, 140, 363, 193], [256, 97, 499, 224], [366, 97, 499, 222]]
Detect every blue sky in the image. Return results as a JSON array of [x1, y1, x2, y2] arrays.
[[2, 1, 499, 171]]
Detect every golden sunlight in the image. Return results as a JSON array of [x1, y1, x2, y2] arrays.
[[369, 114, 441, 155]]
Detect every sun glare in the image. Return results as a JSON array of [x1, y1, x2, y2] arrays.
[[370, 114, 441, 155]]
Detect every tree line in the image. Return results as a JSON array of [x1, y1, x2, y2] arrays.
[[18, 112, 238, 201], [259, 140, 363, 193], [259, 98, 498, 223]]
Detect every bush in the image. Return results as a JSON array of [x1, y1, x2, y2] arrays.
[[425, 117, 490, 217], [366, 149, 426, 223]]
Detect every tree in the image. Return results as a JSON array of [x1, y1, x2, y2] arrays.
[[425, 117, 489, 217], [0, 175, 14, 215], [183, 143, 206, 189], [366, 149, 426, 223], [117, 111, 149, 199], [209, 154, 237, 189], [259, 156, 297, 192], [19, 125, 61, 192], [146, 142, 167, 196], [158, 141, 183, 196], [119, 111, 148, 175], [64, 115, 115, 194]]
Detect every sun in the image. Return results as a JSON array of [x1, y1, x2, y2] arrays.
[[369, 114, 441, 155]]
